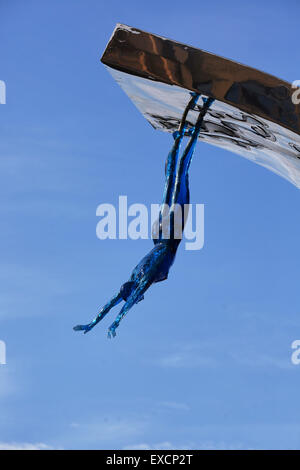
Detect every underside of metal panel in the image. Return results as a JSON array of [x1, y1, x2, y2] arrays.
[[101, 24, 300, 188]]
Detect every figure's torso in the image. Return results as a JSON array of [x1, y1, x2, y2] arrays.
[[130, 242, 177, 284]]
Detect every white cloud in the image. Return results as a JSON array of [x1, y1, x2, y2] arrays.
[[64, 417, 147, 447], [197, 440, 245, 450], [123, 440, 245, 450], [157, 339, 294, 371], [159, 353, 217, 368], [0, 442, 53, 450], [159, 401, 190, 411], [158, 344, 218, 369], [229, 352, 294, 370], [123, 441, 190, 450]]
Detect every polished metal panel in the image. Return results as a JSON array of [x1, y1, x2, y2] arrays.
[[101, 24, 300, 188]]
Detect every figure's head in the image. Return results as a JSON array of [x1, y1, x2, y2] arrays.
[[120, 281, 135, 301]]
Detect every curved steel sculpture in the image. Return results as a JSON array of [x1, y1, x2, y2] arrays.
[[101, 24, 300, 188]]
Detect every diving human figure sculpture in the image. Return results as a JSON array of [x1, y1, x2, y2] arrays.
[[73, 94, 214, 338]]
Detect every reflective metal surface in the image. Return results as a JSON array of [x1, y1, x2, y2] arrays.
[[101, 24, 300, 188]]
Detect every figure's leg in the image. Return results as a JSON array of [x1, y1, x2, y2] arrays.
[[73, 292, 122, 334], [107, 277, 153, 338], [162, 93, 200, 208], [154, 93, 200, 242], [170, 97, 215, 232]]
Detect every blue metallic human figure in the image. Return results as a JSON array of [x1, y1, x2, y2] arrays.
[[74, 94, 214, 338]]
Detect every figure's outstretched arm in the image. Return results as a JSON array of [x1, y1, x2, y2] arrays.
[[107, 277, 153, 338], [73, 292, 122, 334]]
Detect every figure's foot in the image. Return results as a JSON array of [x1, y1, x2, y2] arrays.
[[107, 321, 119, 339], [73, 324, 93, 334]]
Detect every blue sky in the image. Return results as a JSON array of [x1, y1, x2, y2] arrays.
[[0, 0, 300, 450]]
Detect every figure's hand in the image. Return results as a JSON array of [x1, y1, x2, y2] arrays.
[[73, 324, 93, 334], [107, 321, 119, 339]]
